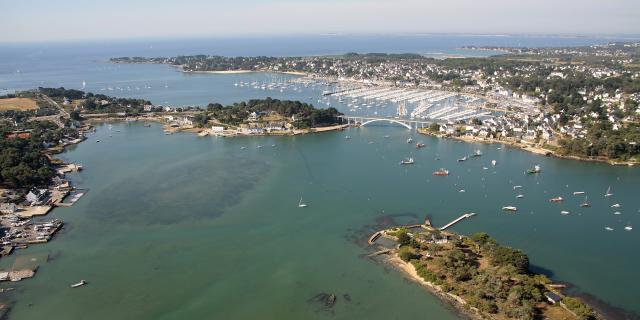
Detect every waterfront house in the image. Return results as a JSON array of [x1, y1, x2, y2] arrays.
[[544, 292, 562, 304], [26, 189, 48, 206]]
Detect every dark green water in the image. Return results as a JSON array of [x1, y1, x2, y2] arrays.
[[2, 122, 639, 319]]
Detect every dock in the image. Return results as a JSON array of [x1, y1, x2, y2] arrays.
[[368, 231, 382, 245], [439, 213, 476, 231]]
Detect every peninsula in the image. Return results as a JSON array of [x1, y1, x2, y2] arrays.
[[370, 224, 598, 320]]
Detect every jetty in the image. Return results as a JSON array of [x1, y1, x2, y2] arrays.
[[439, 213, 476, 231]]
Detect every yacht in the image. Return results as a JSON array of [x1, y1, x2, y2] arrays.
[[573, 191, 585, 195], [580, 196, 591, 207], [561, 211, 570, 215], [611, 203, 621, 208], [298, 197, 308, 208], [614, 211, 622, 215], [550, 197, 564, 203], [526, 165, 541, 174], [624, 225, 633, 231], [491, 160, 497, 166], [605, 227, 614, 231], [400, 157, 415, 165], [605, 186, 613, 197], [433, 168, 449, 176], [502, 206, 518, 212], [71, 280, 87, 288]]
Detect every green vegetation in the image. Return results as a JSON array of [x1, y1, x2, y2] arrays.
[[390, 231, 595, 320], [0, 120, 77, 188], [204, 97, 342, 128], [562, 296, 596, 320]]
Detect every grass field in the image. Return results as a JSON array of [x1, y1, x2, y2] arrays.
[[0, 98, 38, 111]]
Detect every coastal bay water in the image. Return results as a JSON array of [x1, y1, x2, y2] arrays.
[[0, 35, 639, 318], [2, 123, 639, 319]]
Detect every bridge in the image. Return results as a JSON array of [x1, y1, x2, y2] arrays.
[[338, 116, 433, 130]]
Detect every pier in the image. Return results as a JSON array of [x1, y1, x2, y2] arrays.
[[439, 213, 476, 231]]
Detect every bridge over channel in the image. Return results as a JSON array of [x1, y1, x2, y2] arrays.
[[338, 116, 434, 130]]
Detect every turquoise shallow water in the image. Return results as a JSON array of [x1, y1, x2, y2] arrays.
[[1, 122, 638, 319]]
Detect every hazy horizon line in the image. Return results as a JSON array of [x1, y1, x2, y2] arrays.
[[2, 32, 640, 46]]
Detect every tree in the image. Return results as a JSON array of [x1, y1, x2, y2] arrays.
[[397, 231, 411, 246]]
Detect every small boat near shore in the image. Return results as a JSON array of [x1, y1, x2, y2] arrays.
[[406, 138, 413, 144], [71, 280, 87, 288], [433, 168, 449, 176], [457, 156, 467, 162], [415, 142, 425, 149], [526, 165, 541, 174], [471, 150, 482, 157]]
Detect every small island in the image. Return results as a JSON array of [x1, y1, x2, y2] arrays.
[[370, 224, 598, 320]]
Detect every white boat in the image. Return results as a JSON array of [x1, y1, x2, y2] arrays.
[[471, 150, 482, 157], [561, 211, 570, 215], [516, 194, 524, 199], [491, 160, 497, 166], [611, 203, 621, 208], [573, 191, 585, 195], [71, 280, 87, 288], [605, 227, 614, 231], [400, 157, 415, 165], [459, 189, 466, 193], [502, 206, 518, 212], [605, 186, 613, 197], [625, 225, 633, 231], [298, 197, 308, 208], [513, 185, 522, 190], [457, 156, 467, 162], [580, 196, 591, 207], [345, 136, 351, 140], [613, 211, 622, 215], [406, 138, 413, 144]]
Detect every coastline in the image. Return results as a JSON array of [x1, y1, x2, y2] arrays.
[[417, 128, 638, 167], [369, 226, 602, 320], [384, 254, 483, 320]]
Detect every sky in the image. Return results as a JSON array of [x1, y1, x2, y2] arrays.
[[2, 0, 640, 42]]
